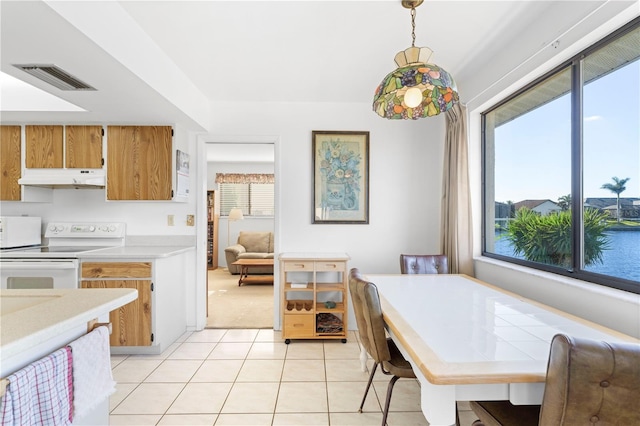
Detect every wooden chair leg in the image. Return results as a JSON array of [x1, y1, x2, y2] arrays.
[[381, 375, 400, 426], [359, 362, 379, 413]]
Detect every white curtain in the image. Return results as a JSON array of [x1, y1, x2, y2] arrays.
[[441, 103, 474, 275]]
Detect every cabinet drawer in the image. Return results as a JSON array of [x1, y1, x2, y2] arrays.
[[283, 261, 314, 272], [283, 314, 314, 337], [315, 261, 346, 272], [82, 262, 152, 278]]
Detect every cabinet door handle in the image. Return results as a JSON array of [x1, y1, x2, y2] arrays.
[[293, 323, 304, 327], [325, 264, 337, 269], [294, 263, 305, 268]]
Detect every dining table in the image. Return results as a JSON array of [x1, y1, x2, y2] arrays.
[[364, 273, 639, 426]]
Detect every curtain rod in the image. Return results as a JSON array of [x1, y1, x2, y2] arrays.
[[464, 0, 612, 107]]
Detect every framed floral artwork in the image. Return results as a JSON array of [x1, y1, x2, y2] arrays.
[[312, 130, 369, 224]]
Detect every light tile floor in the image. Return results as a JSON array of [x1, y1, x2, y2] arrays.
[[110, 329, 478, 425]]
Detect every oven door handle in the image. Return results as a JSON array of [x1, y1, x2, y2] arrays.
[[1, 262, 78, 270]]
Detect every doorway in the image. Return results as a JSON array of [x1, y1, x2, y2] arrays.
[[204, 142, 276, 329]]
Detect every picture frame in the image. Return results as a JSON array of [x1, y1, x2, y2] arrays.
[[312, 130, 369, 224]]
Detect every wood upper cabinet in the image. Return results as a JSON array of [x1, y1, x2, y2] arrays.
[[0, 125, 22, 201], [65, 125, 103, 168], [107, 126, 172, 200], [25, 125, 63, 168], [25, 125, 103, 169]]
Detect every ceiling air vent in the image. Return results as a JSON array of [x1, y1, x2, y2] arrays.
[[13, 64, 96, 91]]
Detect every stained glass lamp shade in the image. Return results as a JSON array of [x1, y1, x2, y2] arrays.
[[373, 46, 459, 120]]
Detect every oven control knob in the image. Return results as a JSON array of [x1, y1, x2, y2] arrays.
[[48, 225, 56, 232], [89, 226, 96, 232], [100, 226, 108, 232], [109, 225, 116, 232]]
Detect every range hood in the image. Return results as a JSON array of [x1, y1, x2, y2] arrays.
[[18, 169, 105, 188]]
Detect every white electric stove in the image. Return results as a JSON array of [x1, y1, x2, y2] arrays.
[[0, 222, 125, 289]]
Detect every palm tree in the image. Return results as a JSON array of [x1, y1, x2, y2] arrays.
[[557, 194, 571, 211], [601, 177, 630, 222]]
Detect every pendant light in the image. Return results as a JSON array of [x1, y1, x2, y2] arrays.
[[373, 0, 459, 120]]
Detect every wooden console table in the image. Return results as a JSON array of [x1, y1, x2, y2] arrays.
[[232, 259, 274, 286]]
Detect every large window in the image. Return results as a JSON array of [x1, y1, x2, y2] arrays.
[[482, 19, 639, 293], [216, 173, 274, 217]]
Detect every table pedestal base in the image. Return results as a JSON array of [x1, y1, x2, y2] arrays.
[[237, 266, 274, 286]]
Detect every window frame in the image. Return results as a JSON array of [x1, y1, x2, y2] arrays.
[[481, 17, 640, 294]]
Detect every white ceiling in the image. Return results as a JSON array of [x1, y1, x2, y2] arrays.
[[116, 0, 545, 104], [0, 1, 635, 139], [206, 143, 274, 163]]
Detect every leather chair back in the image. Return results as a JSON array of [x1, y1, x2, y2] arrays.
[[539, 333, 640, 425], [471, 334, 640, 426], [400, 254, 448, 274], [348, 268, 391, 364]]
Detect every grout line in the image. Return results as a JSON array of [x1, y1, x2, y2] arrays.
[[110, 329, 431, 425]]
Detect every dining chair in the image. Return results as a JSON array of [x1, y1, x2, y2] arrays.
[[348, 268, 417, 426], [470, 333, 640, 426], [399, 254, 448, 274]]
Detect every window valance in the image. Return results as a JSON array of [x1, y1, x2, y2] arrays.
[[215, 173, 274, 184]]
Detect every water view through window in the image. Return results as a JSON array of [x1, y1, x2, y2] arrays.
[[494, 231, 640, 282], [483, 22, 639, 291]]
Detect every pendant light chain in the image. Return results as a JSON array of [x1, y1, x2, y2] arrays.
[[410, 6, 416, 48]]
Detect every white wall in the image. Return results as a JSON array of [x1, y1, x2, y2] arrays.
[[201, 101, 446, 330], [464, 5, 640, 338], [208, 101, 446, 273]]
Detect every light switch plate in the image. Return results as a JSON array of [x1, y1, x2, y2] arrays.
[[186, 215, 195, 226], [167, 215, 175, 226]]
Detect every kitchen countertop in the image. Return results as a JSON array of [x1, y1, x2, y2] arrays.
[[78, 245, 194, 259], [0, 288, 137, 375]]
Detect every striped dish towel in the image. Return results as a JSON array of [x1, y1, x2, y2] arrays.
[[0, 347, 73, 426], [68, 326, 116, 419]]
